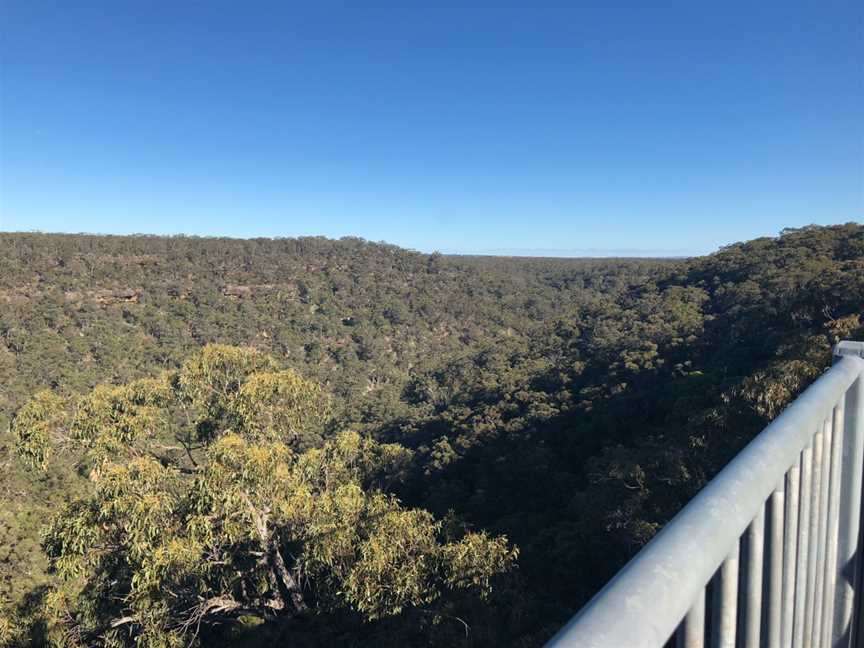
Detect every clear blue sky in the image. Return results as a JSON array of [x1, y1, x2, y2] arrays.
[[1, 1, 861, 256]]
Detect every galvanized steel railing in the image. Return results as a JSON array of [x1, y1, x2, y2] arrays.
[[547, 341, 864, 648]]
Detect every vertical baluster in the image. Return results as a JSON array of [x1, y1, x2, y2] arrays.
[[712, 543, 740, 648], [742, 508, 764, 647], [820, 402, 845, 646], [676, 588, 705, 648], [833, 377, 863, 645], [766, 485, 784, 648], [781, 458, 800, 647], [804, 427, 824, 648], [793, 443, 813, 648], [812, 417, 833, 646]]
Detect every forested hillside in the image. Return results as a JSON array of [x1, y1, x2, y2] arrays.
[[2, 224, 863, 646]]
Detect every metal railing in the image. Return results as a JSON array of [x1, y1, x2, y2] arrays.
[[546, 341, 864, 648]]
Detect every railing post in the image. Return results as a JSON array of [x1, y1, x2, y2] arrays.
[[742, 509, 765, 647], [766, 484, 785, 648], [782, 458, 801, 647], [712, 544, 740, 648], [676, 590, 705, 648], [832, 342, 864, 646], [794, 442, 814, 648], [821, 402, 845, 647], [804, 425, 825, 647]]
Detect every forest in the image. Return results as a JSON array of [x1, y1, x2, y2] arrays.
[[1, 223, 862, 646]]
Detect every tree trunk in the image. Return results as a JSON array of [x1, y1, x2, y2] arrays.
[[270, 542, 308, 614], [243, 491, 307, 615]]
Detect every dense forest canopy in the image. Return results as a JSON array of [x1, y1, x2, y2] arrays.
[[1, 224, 863, 646]]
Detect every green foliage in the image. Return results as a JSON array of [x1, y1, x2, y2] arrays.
[[234, 370, 331, 448], [2, 224, 864, 645], [12, 390, 68, 471], [71, 377, 173, 465], [10, 348, 516, 646], [178, 344, 277, 437]]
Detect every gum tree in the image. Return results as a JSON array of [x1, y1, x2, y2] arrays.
[[10, 345, 516, 647]]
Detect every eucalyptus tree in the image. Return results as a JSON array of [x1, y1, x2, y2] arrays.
[[10, 345, 516, 647]]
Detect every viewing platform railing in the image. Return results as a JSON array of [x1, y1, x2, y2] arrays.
[[546, 341, 864, 648]]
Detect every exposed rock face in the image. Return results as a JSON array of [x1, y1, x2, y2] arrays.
[[221, 284, 299, 299], [0, 290, 30, 304], [222, 285, 256, 298], [94, 289, 142, 304], [8, 282, 305, 305], [76, 253, 161, 265], [55, 288, 142, 304]]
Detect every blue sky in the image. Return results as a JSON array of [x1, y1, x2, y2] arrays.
[[1, 1, 861, 256]]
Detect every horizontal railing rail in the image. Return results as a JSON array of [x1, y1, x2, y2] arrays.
[[546, 341, 864, 648]]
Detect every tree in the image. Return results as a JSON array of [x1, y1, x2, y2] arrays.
[[10, 345, 516, 647]]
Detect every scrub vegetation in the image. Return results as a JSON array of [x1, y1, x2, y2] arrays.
[[1, 223, 862, 645]]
